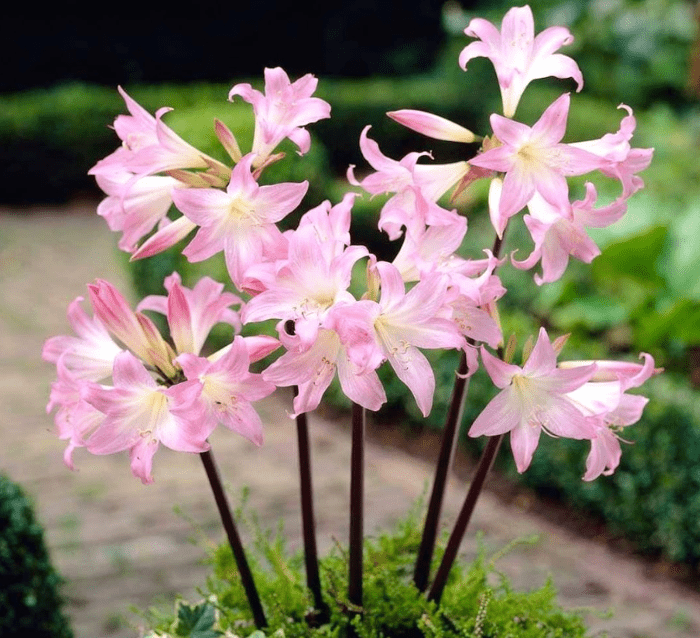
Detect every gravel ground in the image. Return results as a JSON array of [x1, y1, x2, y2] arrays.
[[1, 203, 699, 638]]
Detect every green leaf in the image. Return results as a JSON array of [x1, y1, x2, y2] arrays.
[[550, 296, 629, 331], [591, 225, 667, 289], [175, 602, 221, 638], [661, 202, 700, 300]]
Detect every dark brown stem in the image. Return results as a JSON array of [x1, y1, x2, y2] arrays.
[[199, 449, 267, 628], [413, 227, 508, 593], [427, 433, 504, 604], [413, 351, 470, 591], [295, 402, 329, 622], [348, 402, 365, 608]]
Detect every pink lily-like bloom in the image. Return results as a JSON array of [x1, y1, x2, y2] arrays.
[[562, 354, 659, 480], [512, 185, 628, 284], [46, 356, 105, 469], [94, 169, 180, 253], [469, 328, 597, 473], [88, 280, 177, 377], [570, 104, 653, 197], [177, 337, 276, 446], [172, 154, 308, 288], [470, 93, 604, 235], [242, 222, 368, 347], [42, 296, 123, 381], [229, 67, 331, 163], [263, 305, 386, 417], [364, 262, 466, 417], [137, 272, 242, 355], [349, 126, 470, 200], [90, 87, 211, 177], [348, 126, 469, 239], [459, 5, 583, 117], [82, 352, 208, 484]]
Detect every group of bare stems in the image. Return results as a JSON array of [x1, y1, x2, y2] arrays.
[[199, 229, 508, 630]]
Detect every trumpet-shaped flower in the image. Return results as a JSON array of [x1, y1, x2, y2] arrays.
[[42, 296, 123, 381], [469, 328, 597, 472], [90, 87, 210, 176], [137, 272, 242, 355], [87, 280, 177, 376], [177, 337, 276, 446], [229, 67, 331, 162], [263, 318, 386, 417], [242, 221, 368, 347], [172, 154, 308, 288], [365, 262, 465, 416], [459, 5, 583, 117], [82, 352, 208, 484], [470, 93, 604, 231], [94, 170, 179, 253], [562, 353, 659, 480]]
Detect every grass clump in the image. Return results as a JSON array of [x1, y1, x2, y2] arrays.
[[141, 509, 588, 638]]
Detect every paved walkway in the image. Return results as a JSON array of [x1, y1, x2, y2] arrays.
[[1, 203, 700, 638]]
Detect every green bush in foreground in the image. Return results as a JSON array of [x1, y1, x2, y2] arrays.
[[142, 512, 587, 638], [0, 475, 73, 638]]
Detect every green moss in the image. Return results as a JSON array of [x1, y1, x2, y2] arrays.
[[142, 510, 587, 638]]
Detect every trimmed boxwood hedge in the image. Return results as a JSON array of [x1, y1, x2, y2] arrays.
[[0, 474, 73, 638]]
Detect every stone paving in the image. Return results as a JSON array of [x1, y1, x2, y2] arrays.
[[1, 204, 700, 638]]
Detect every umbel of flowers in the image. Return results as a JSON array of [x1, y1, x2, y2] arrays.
[[44, 5, 659, 631]]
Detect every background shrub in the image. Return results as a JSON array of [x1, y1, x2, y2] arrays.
[[0, 474, 73, 638]]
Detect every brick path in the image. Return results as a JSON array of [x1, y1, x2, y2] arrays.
[[1, 204, 699, 638]]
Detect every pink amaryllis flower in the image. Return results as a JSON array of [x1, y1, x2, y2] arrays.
[[365, 262, 466, 416], [262, 305, 386, 417], [561, 353, 660, 480], [137, 272, 242, 355], [94, 169, 180, 253], [229, 67, 331, 163], [82, 351, 208, 484], [87, 280, 177, 377], [242, 222, 367, 347], [470, 93, 604, 235], [171, 153, 308, 288], [349, 126, 470, 199], [512, 185, 628, 284], [469, 328, 597, 472], [42, 296, 123, 381], [459, 5, 583, 117], [177, 337, 276, 446], [90, 87, 212, 177]]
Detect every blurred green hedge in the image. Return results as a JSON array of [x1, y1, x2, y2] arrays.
[[0, 74, 493, 205]]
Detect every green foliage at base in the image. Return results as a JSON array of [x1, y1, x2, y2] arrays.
[[0, 474, 73, 638], [142, 512, 588, 638]]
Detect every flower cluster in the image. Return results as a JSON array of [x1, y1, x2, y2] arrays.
[[45, 5, 659, 487], [43, 276, 277, 483]]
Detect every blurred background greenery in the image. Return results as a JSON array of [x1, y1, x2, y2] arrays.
[[3, 0, 700, 571]]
